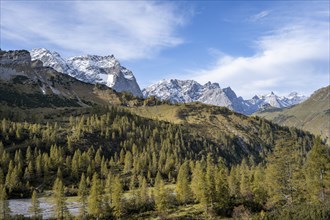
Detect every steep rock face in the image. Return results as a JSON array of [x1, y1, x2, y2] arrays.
[[143, 79, 248, 114], [0, 49, 122, 108], [0, 50, 31, 66], [143, 79, 307, 115], [30, 48, 143, 97]]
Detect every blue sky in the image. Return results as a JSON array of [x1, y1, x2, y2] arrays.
[[1, 1, 329, 98]]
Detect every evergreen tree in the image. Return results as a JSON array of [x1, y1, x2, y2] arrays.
[[228, 166, 240, 197], [52, 177, 67, 219], [205, 154, 216, 209], [214, 159, 230, 208], [154, 171, 169, 213], [239, 159, 251, 197], [88, 173, 103, 217], [0, 185, 10, 220], [138, 176, 149, 208], [252, 165, 268, 205], [191, 161, 206, 204], [78, 173, 88, 218], [29, 190, 42, 218], [265, 140, 302, 206], [176, 161, 192, 204], [305, 137, 330, 204], [111, 175, 124, 218], [123, 151, 133, 173]]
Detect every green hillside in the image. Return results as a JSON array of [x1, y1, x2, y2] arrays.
[[255, 86, 330, 143]]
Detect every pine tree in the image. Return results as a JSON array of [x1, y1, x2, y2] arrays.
[[111, 175, 123, 218], [29, 190, 42, 218], [138, 176, 149, 207], [191, 161, 206, 204], [0, 185, 10, 220], [228, 166, 240, 197], [251, 165, 268, 205], [239, 159, 251, 197], [214, 159, 230, 208], [305, 137, 330, 204], [104, 173, 113, 209], [52, 177, 67, 219], [123, 151, 133, 173], [154, 171, 169, 213], [88, 173, 103, 217], [205, 154, 216, 209], [176, 161, 192, 204], [78, 173, 88, 218], [265, 140, 302, 206]]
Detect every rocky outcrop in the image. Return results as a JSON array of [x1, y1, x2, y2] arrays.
[[30, 48, 143, 97]]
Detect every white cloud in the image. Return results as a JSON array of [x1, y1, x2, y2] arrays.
[[1, 1, 189, 60], [189, 11, 329, 99], [250, 10, 270, 22]]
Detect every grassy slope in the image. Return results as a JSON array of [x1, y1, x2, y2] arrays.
[[128, 102, 314, 164], [255, 86, 330, 143]]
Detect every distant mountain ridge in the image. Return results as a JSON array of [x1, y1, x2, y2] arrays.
[[255, 85, 330, 144], [143, 79, 307, 114], [30, 48, 143, 97]]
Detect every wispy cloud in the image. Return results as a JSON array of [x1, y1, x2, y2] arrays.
[[250, 10, 270, 22], [1, 1, 191, 60], [188, 5, 329, 98]]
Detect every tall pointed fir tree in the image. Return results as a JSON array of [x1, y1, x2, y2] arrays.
[[191, 161, 207, 205], [176, 161, 192, 204], [0, 184, 10, 220], [154, 171, 169, 214], [111, 175, 124, 218], [29, 190, 42, 218], [138, 175, 149, 208], [104, 173, 113, 210], [265, 140, 303, 207], [88, 173, 103, 218], [52, 177, 68, 219], [214, 158, 230, 209], [305, 137, 330, 204], [78, 173, 88, 218]]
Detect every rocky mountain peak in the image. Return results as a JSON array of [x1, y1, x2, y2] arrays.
[[0, 50, 31, 66], [30, 48, 142, 97], [143, 78, 308, 115]]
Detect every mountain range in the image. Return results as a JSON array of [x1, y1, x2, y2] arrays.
[[29, 48, 306, 115], [30, 48, 143, 97], [143, 79, 307, 115]]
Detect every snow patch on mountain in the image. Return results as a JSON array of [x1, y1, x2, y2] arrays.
[[143, 79, 307, 115], [143, 79, 250, 114], [30, 48, 142, 97]]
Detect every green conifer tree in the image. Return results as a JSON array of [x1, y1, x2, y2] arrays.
[[305, 137, 330, 204], [52, 177, 68, 219], [88, 173, 103, 217], [29, 190, 42, 218], [111, 175, 124, 218], [0, 185, 10, 220], [176, 161, 192, 204], [78, 173, 88, 218]]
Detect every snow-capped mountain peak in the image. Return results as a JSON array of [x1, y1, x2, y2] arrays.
[[30, 48, 142, 97], [143, 79, 307, 115], [143, 79, 248, 113]]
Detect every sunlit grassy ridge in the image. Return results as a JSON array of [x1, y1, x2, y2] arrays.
[[256, 86, 330, 143]]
